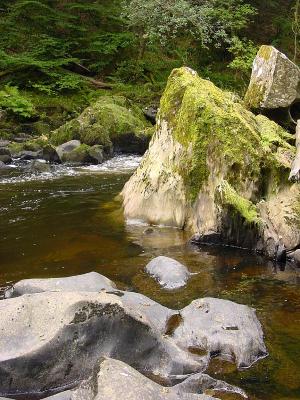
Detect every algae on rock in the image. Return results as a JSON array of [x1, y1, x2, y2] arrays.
[[51, 96, 152, 154], [122, 67, 300, 258]]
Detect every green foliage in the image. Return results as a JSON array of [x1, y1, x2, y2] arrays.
[[0, 0, 297, 124], [228, 37, 259, 80], [0, 0, 129, 92], [122, 0, 257, 49], [0, 85, 35, 118]]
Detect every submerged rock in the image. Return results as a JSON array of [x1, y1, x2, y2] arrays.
[[145, 256, 192, 289], [4, 272, 116, 298], [244, 45, 300, 109], [51, 96, 152, 154], [121, 67, 300, 259], [0, 273, 266, 399]]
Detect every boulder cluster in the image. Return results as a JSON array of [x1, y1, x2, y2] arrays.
[[0, 269, 267, 400]]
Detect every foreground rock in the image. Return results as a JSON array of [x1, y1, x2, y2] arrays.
[[93, 358, 245, 400], [51, 96, 152, 154], [244, 45, 300, 109], [146, 256, 192, 289], [4, 272, 116, 298], [0, 273, 266, 399], [174, 298, 267, 369], [0, 291, 199, 397], [122, 67, 300, 259], [40, 357, 246, 400]]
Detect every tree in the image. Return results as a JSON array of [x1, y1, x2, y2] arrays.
[[122, 0, 256, 57]]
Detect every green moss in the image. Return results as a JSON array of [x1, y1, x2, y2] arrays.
[[50, 95, 151, 148], [158, 67, 293, 203], [243, 46, 275, 109], [258, 45, 273, 61], [8, 142, 24, 155], [244, 81, 265, 109], [217, 180, 262, 225], [61, 144, 91, 163]]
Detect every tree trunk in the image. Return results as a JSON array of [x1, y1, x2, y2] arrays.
[[289, 119, 300, 181], [293, 0, 300, 62], [138, 34, 146, 60]]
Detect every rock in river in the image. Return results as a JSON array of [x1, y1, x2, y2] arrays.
[[121, 67, 300, 260], [145, 256, 192, 289], [4, 271, 116, 298], [56, 140, 81, 162], [174, 297, 268, 369], [0, 272, 267, 399]]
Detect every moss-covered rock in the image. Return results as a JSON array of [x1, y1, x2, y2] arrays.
[[122, 67, 300, 259], [244, 45, 300, 109], [50, 96, 152, 154]]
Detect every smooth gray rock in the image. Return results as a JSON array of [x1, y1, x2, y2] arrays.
[[0, 291, 201, 398], [4, 272, 116, 298], [95, 358, 242, 400], [43, 357, 245, 400], [56, 140, 81, 162], [0, 275, 267, 399], [245, 45, 300, 109], [173, 297, 268, 369], [145, 256, 192, 289]]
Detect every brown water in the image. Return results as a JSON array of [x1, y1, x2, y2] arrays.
[[0, 156, 299, 400]]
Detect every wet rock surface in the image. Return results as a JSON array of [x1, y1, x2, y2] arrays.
[[0, 272, 267, 399], [145, 256, 192, 289], [4, 272, 116, 298]]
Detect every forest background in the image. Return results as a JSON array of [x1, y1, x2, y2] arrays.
[[0, 0, 298, 133]]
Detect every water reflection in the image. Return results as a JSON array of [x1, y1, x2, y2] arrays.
[[0, 156, 299, 400]]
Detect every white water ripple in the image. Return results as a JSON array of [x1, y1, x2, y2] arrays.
[[0, 155, 141, 184]]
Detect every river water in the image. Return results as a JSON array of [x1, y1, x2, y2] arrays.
[[0, 156, 299, 400]]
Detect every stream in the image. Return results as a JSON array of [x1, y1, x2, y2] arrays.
[[0, 155, 299, 400]]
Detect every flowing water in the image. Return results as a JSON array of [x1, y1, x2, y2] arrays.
[[0, 156, 299, 400]]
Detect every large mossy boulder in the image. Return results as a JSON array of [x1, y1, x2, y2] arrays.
[[122, 67, 300, 259], [51, 96, 152, 154]]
